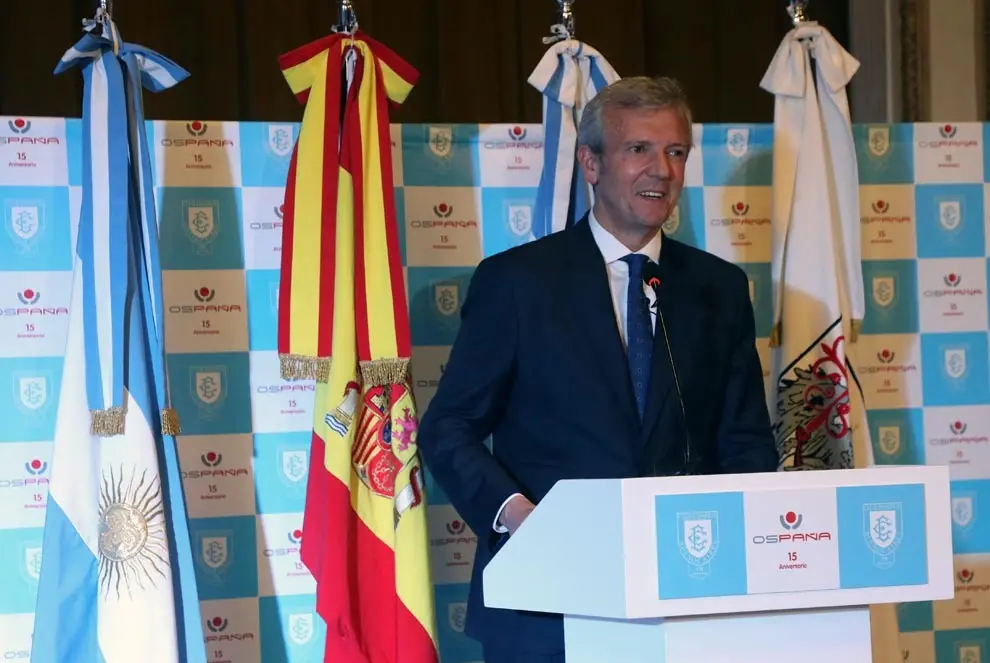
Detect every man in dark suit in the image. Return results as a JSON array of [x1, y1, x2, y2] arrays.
[[416, 76, 778, 663]]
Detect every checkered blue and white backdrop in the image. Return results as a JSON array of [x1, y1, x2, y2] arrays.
[[0, 116, 988, 663]]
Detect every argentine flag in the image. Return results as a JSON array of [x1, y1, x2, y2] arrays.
[[31, 15, 206, 663], [528, 39, 619, 239]]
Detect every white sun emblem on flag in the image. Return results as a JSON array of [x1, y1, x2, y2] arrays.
[[98, 465, 170, 599]]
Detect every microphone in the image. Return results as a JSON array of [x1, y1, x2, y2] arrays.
[[641, 262, 697, 476]]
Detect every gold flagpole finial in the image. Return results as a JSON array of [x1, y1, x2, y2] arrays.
[[787, 0, 809, 27]]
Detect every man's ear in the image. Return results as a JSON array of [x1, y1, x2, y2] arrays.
[[576, 145, 600, 186]]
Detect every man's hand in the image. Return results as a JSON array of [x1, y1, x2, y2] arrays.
[[499, 494, 535, 534]]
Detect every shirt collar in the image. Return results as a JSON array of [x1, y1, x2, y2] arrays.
[[588, 207, 664, 265]]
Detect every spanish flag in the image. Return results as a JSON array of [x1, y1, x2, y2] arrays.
[[278, 32, 439, 663]]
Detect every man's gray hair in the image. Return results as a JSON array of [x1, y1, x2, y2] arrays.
[[578, 76, 693, 155]]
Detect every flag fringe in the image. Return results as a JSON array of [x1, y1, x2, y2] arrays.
[[279, 353, 331, 383], [161, 408, 181, 436], [359, 358, 409, 387], [90, 407, 125, 436]]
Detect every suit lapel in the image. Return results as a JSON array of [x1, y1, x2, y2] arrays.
[[562, 221, 640, 427], [641, 237, 704, 446]]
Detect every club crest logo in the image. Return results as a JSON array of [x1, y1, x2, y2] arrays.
[[868, 126, 890, 157], [952, 496, 974, 528], [939, 201, 961, 231], [14, 375, 47, 413], [191, 366, 226, 417], [288, 613, 313, 645], [183, 200, 220, 255], [507, 204, 533, 237], [428, 125, 454, 160], [726, 128, 749, 158], [199, 534, 230, 571], [677, 510, 719, 578], [863, 502, 902, 569], [957, 644, 980, 663], [877, 425, 901, 456], [872, 276, 895, 308], [434, 283, 459, 317], [266, 123, 294, 158], [21, 543, 42, 583], [448, 602, 467, 633], [943, 349, 967, 380], [280, 449, 308, 485]]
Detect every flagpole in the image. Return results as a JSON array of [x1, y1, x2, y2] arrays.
[[333, 0, 357, 34]]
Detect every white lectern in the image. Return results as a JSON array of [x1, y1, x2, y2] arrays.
[[483, 466, 954, 663]]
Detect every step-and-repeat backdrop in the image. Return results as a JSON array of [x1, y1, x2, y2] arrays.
[[0, 116, 988, 662]]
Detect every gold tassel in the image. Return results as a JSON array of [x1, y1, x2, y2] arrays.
[[850, 319, 862, 343], [359, 357, 410, 387], [769, 322, 781, 348], [279, 353, 331, 383], [161, 408, 181, 436], [90, 407, 125, 436]]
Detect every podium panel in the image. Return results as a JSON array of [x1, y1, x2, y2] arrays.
[[484, 466, 954, 662], [563, 607, 873, 663]]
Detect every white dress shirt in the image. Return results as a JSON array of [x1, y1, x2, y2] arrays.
[[492, 211, 663, 532]]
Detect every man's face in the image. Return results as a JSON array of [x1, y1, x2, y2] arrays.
[[579, 106, 690, 234]]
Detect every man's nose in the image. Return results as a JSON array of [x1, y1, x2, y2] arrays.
[[648, 151, 672, 179]]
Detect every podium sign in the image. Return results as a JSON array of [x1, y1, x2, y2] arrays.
[[654, 483, 927, 600], [484, 466, 953, 663]]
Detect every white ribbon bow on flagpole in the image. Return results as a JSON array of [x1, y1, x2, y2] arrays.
[[760, 22, 865, 346], [528, 39, 619, 238]]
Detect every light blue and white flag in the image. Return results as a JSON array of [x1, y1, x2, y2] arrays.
[[31, 13, 206, 663], [528, 38, 619, 238]]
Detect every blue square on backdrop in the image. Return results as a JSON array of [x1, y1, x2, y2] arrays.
[[245, 268, 280, 352], [700, 124, 773, 187], [735, 262, 773, 339], [896, 601, 934, 632], [422, 463, 450, 506], [253, 432, 310, 515], [949, 479, 990, 555], [401, 124, 480, 188], [854, 124, 915, 184], [920, 331, 990, 406], [0, 527, 42, 614], [654, 491, 747, 599], [836, 483, 928, 589], [65, 119, 83, 187], [259, 594, 327, 662], [481, 186, 538, 257], [860, 260, 919, 334], [395, 187, 407, 266], [934, 627, 990, 663], [188, 515, 258, 600], [0, 356, 63, 443], [165, 351, 253, 435], [158, 186, 245, 270], [665, 186, 706, 250], [866, 408, 925, 465], [239, 122, 297, 187], [407, 266, 475, 346], [0, 186, 73, 271], [434, 583, 483, 663], [914, 183, 985, 258]]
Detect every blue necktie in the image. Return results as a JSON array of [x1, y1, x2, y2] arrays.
[[622, 254, 653, 419]]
